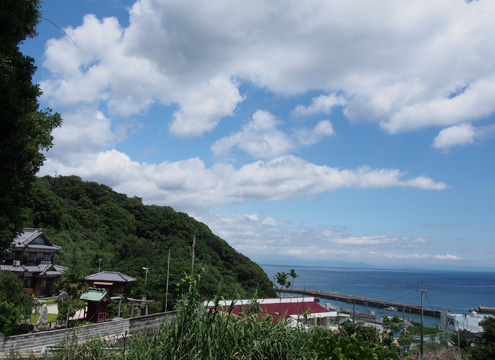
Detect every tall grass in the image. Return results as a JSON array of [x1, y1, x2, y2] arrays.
[[123, 275, 311, 360], [50, 273, 399, 359], [51, 273, 312, 360]]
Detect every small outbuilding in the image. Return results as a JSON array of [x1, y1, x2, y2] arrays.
[[80, 287, 115, 323], [85, 271, 136, 297]]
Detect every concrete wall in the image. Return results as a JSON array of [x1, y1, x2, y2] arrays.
[[129, 311, 176, 334], [0, 311, 176, 356]]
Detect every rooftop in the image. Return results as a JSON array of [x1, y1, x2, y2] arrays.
[[85, 271, 137, 283], [11, 228, 61, 251]]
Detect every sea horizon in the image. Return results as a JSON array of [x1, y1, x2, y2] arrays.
[[260, 263, 495, 317]]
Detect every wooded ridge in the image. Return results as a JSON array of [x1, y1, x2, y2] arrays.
[[20, 175, 275, 308]]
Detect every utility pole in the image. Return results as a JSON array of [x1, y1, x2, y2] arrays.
[[352, 297, 356, 323], [165, 249, 170, 311], [191, 235, 196, 274], [143, 267, 148, 286], [417, 280, 427, 360]]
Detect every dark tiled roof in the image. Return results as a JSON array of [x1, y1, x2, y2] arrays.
[[85, 271, 137, 283], [11, 228, 61, 251], [0, 263, 68, 275]]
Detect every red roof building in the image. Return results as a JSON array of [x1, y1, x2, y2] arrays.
[[204, 296, 337, 327]]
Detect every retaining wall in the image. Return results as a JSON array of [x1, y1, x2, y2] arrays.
[[0, 311, 176, 357]]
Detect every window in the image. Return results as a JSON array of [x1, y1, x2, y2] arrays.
[[24, 279, 32, 288], [29, 252, 36, 261], [43, 253, 51, 261]]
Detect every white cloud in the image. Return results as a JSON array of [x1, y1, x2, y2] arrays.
[[48, 107, 116, 163], [433, 123, 495, 151], [383, 253, 462, 261], [433, 123, 475, 151], [292, 93, 347, 117], [212, 111, 335, 158], [40, 0, 495, 139], [193, 212, 455, 265], [40, 152, 447, 212], [293, 120, 335, 146], [169, 77, 244, 137], [211, 110, 294, 158]]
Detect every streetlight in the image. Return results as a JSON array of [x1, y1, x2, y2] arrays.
[[142, 267, 148, 286]]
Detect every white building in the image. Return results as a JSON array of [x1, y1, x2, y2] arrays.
[[441, 311, 492, 334]]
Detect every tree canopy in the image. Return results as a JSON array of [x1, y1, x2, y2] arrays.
[[0, 271, 39, 334], [0, 0, 62, 256]]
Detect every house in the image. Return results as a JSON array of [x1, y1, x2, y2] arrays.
[[80, 287, 115, 323], [85, 271, 137, 297], [441, 311, 492, 334], [203, 296, 337, 329], [0, 228, 68, 297]]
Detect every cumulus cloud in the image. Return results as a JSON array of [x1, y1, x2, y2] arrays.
[[211, 110, 294, 158], [292, 93, 347, 117], [47, 107, 116, 163], [169, 77, 244, 137], [433, 123, 495, 151], [40, 0, 495, 140], [292, 120, 335, 146], [40, 153, 447, 212], [211, 110, 335, 158]]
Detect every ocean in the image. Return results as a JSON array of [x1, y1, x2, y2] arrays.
[[260, 264, 495, 327]]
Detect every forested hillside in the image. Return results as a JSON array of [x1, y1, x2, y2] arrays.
[[20, 175, 275, 308]]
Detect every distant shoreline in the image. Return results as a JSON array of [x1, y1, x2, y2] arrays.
[[277, 287, 442, 317]]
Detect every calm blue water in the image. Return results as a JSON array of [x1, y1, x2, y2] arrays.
[[261, 264, 495, 327]]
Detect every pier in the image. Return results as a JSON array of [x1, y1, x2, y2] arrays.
[[277, 288, 442, 318]]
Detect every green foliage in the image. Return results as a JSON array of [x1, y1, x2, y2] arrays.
[[339, 322, 382, 344], [0, 271, 39, 333], [471, 317, 495, 360], [406, 320, 443, 335], [309, 327, 398, 360], [289, 268, 299, 289], [0, 0, 62, 255], [50, 274, 399, 360], [0, 271, 39, 334], [56, 269, 88, 299], [382, 314, 403, 333], [21, 175, 275, 306], [57, 299, 86, 321], [0, 301, 20, 335], [451, 329, 477, 350]]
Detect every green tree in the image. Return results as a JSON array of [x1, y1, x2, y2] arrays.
[[471, 317, 495, 360], [274, 272, 290, 292], [0, 0, 62, 256], [0, 271, 39, 334], [383, 314, 403, 334], [0, 301, 20, 335], [289, 268, 299, 289]]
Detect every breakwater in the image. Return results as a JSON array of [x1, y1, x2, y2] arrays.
[[277, 288, 442, 318]]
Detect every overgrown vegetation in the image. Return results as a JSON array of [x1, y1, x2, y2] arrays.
[[20, 175, 275, 308], [49, 273, 401, 360], [0, 272, 39, 335]]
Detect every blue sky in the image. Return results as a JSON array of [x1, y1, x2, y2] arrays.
[[23, 0, 495, 269]]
